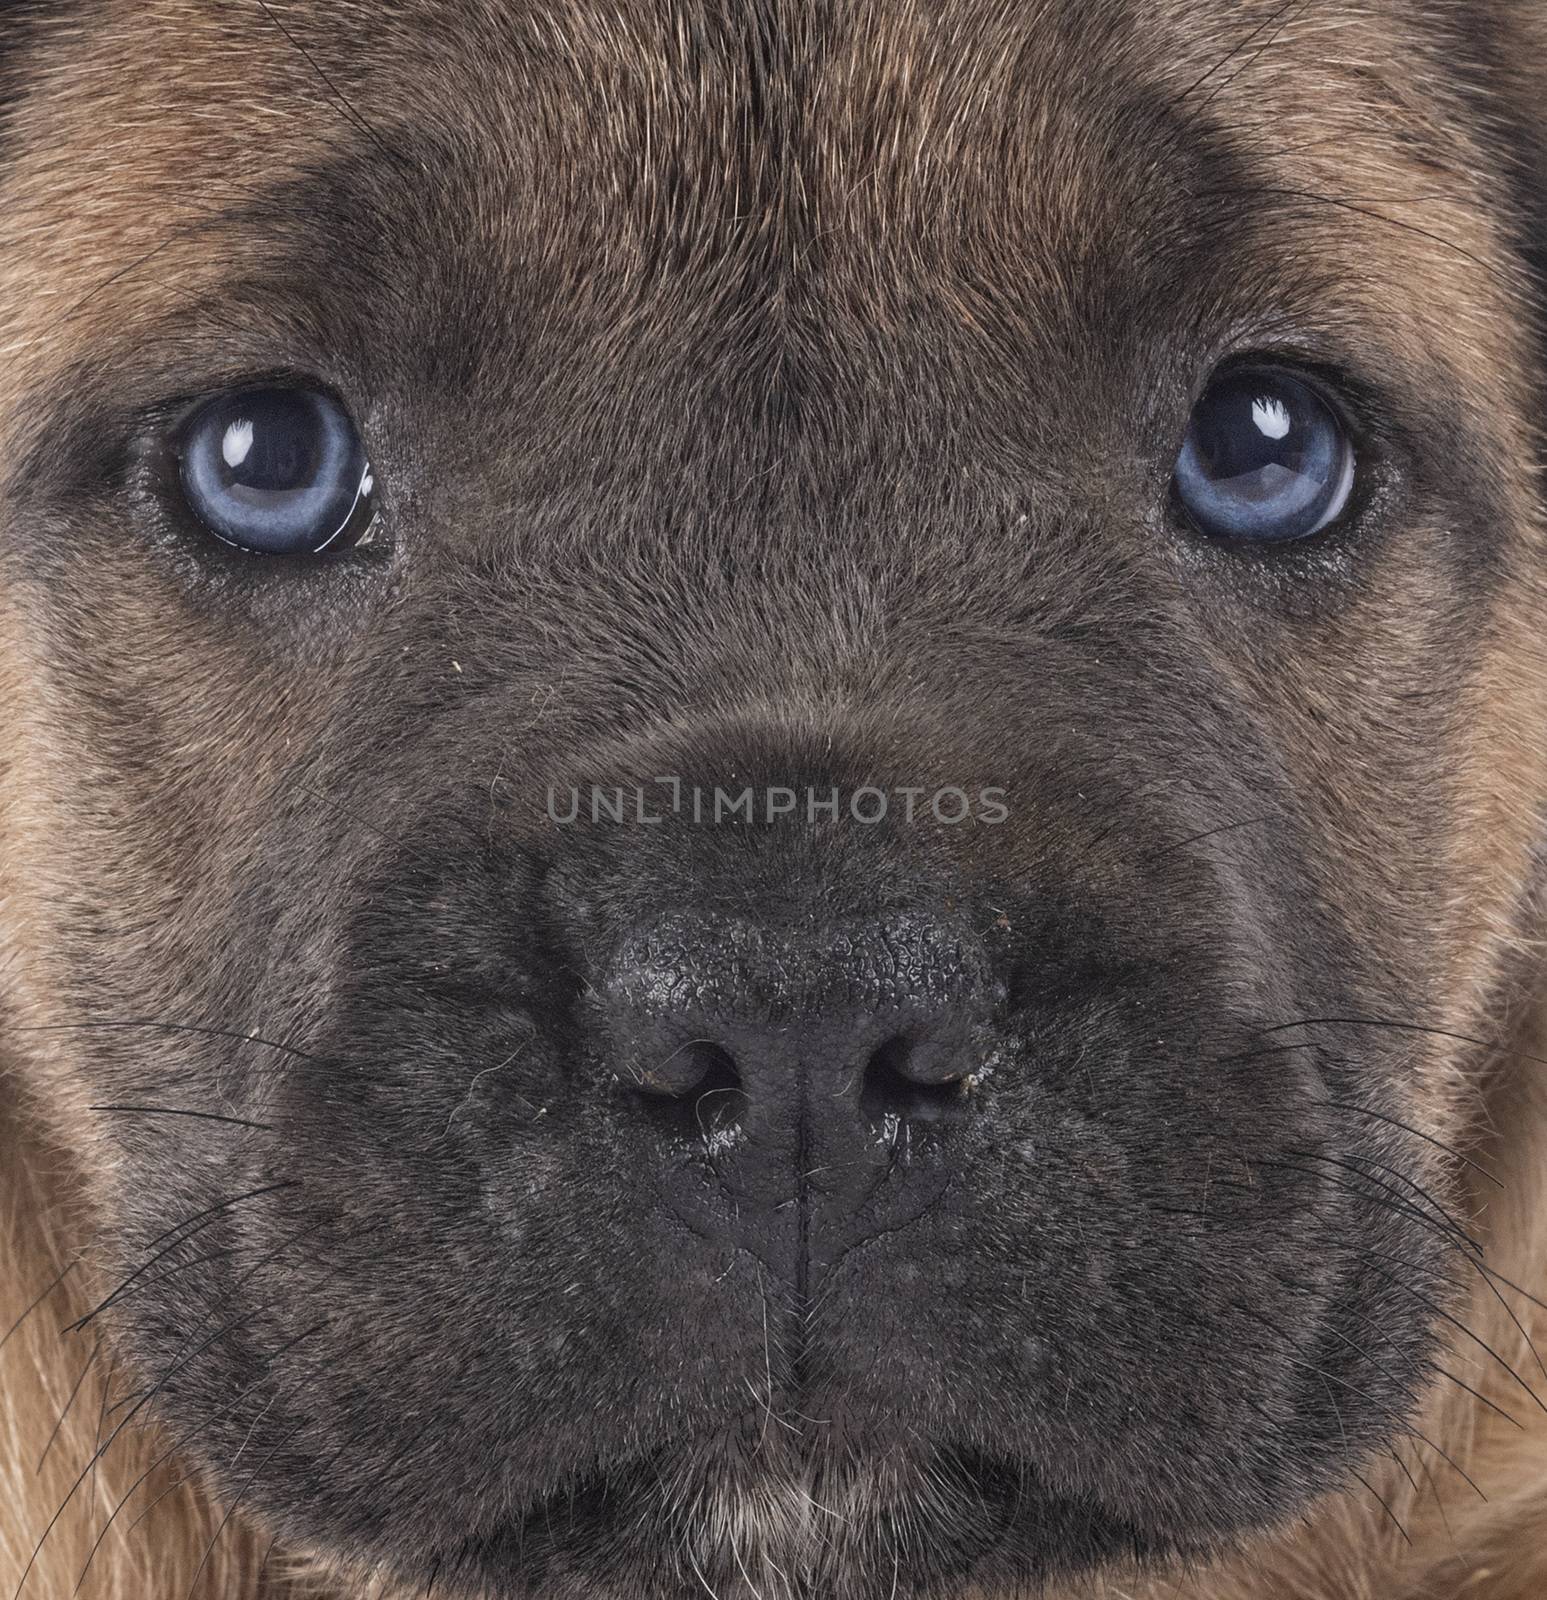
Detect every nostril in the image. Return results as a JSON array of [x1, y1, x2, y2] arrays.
[[634, 1039, 734, 1099], [870, 1026, 966, 1087], [862, 1028, 972, 1126], [631, 1040, 746, 1142]]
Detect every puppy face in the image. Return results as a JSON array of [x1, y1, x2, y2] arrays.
[[3, 3, 1546, 1596]]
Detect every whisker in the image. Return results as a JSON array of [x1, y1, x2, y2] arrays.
[[1280, 1147, 1483, 1254], [1189, 0, 1309, 116], [251, 0, 402, 168], [103, 1217, 372, 1423], [1478, 1259, 1547, 1317], [81, 1317, 336, 1592], [1366, 1244, 1547, 1384], [0, 1257, 78, 1355], [34, 1339, 101, 1475], [65, 1179, 297, 1335], [1431, 1361, 1524, 1428], [88, 1105, 273, 1132], [1261, 1015, 1541, 1067], [1351, 1468, 1412, 1546], [1243, 1296, 1495, 1514], [1203, 183, 1513, 289], [77, 1440, 187, 1593], [183, 1419, 306, 1600], [86, 1353, 118, 1520], [1316, 1098, 1502, 1189], [1359, 1257, 1547, 1417], [1329, 1150, 1484, 1252], [1128, 813, 1278, 870], [1169, 0, 1306, 107], [1276, 1290, 1489, 1501], [293, 782, 440, 869], [88, 1212, 334, 1328], [1410, 1439, 1464, 1543], [1252, 1157, 1482, 1259], [62, 233, 186, 321], [23, 1308, 333, 1600]]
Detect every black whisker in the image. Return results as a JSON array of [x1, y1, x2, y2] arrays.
[[1429, 1362, 1523, 1430], [1384, 1442, 1419, 1500], [63, 233, 186, 320], [1235, 186, 1510, 288], [88, 1105, 272, 1131], [1191, 0, 1310, 117], [293, 782, 441, 869], [85, 1210, 335, 1326], [0, 1258, 78, 1356], [1261, 1014, 1542, 1066], [14, 1306, 329, 1600], [79, 1317, 334, 1593], [1330, 1150, 1484, 1252], [183, 1419, 306, 1600], [1256, 1156, 1482, 1259], [76, 1437, 187, 1594], [1351, 1468, 1412, 1546], [252, 0, 402, 169], [1169, 0, 1306, 107], [1478, 1259, 1547, 1317], [1366, 1244, 1547, 1385], [1132, 813, 1279, 870], [1359, 1256, 1547, 1417], [34, 1339, 101, 1474], [65, 1180, 296, 1336], [1317, 1098, 1502, 1189]]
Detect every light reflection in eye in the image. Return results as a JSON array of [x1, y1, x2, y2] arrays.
[[221, 418, 255, 469], [1250, 396, 1291, 441]]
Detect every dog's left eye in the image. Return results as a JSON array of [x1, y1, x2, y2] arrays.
[[177, 386, 376, 554], [1173, 367, 1355, 543]]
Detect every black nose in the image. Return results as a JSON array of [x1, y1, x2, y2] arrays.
[[597, 912, 995, 1149]]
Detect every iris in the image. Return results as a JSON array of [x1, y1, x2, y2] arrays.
[[1175, 368, 1354, 543], [179, 386, 376, 554]]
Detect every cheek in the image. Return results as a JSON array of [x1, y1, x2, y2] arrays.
[[3, 566, 384, 1006]]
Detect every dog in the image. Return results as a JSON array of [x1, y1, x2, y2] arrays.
[[4, 1, 1547, 1596]]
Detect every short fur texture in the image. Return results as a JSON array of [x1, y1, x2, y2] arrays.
[[5, 1, 1547, 1596]]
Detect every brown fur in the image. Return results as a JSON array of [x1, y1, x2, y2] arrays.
[[6, 1, 1547, 1595]]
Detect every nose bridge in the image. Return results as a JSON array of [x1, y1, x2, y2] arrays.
[[606, 912, 988, 1030]]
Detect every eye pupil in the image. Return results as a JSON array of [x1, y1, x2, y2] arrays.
[[1174, 368, 1354, 544], [178, 386, 375, 554], [221, 414, 315, 492]]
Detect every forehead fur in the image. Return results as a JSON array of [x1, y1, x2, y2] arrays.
[[0, 2, 1541, 427]]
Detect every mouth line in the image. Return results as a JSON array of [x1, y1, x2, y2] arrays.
[[417, 1440, 1169, 1600]]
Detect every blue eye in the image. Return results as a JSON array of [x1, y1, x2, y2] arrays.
[[178, 386, 376, 554], [1174, 368, 1355, 543]]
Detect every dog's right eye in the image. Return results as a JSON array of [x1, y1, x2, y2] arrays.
[[1173, 367, 1355, 544], [176, 386, 377, 555]]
